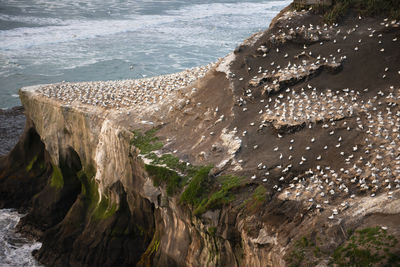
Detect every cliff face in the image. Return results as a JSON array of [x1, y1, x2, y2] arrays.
[[1, 4, 400, 267]]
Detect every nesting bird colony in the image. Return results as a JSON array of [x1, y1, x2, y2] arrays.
[[224, 10, 400, 219], [33, 8, 400, 221], [37, 64, 213, 109]]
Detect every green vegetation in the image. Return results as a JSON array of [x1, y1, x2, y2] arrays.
[[193, 175, 243, 216], [132, 129, 190, 196], [147, 153, 190, 174], [132, 128, 244, 216], [77, 165, 118, 220], [180, 166, 213, 206], [293, 0, 400, 23], [324, 0, 400, 23], [287, 236, 322, 267], [252, 185, 267, 202], [93, 195, 118, 220], [208, 227, 217, 237], [244, 185, 267, 212], [77, 165, 96, 198], [145, 164, 182, 196], [50, 164, 64, 189], [324, 0, 350, 23], [49, 160, 116, 219], [26, 155, 38, 172], [331, 226, 400, 266], [151, 239, 160, 254], [131, 128, 163, 154], [288, 237, 310, 267], [138, 231, 161, 267], [287, 227, 400, 266]]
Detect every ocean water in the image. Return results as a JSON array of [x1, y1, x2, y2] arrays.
[[0, 209, 42, 266], [0, 0, 290, 108]]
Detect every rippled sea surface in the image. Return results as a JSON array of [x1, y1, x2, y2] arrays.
[[0, 209, 42, 266], [0, 0, 290, 108]]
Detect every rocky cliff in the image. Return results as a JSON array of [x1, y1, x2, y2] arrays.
[[1, 2, 400, 266]]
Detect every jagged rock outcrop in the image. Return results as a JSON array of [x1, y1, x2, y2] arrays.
[[1, 2, 400, 267]]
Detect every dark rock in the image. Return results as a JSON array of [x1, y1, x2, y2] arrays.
[[0, 106, 25, 156]]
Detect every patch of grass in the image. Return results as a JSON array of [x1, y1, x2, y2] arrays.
[[245, 185, 267, 212], [287, 236, 322, 267], [50, 164, 64, 189], [180, 166, 213, 207], [288, 237, 310, 267], [193, 175, 243, 216], [131, 129, 163, 155], [131, 128, 214, 202], [132, 128, 241, 216], [331, 226, 399, 266], [324, 0, 351, 24], [252, 185, 267, 202], [145, 164, 182, 196], [150, 153, 189, 174], [132, 128, 193, 196], [323, 0, 400, 23], [360, 0, 400, 18], [219, 175, 243, 191]]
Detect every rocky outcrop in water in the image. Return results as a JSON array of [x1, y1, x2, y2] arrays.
[[1, 2, 400, 266]]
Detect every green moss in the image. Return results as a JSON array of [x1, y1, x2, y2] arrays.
[[151, 239, 160, 254], [288, 237, 310, 267], [331, 226, 399, 266], [131, 128, 216, 204], [131, 128, 241, 216], [208, 227, 217, 237], [138, 231, 160, 267], [244, 185, 267, 212], [180, 166, 213, 206], [193, 175, 243, 216], [92, 195, 118, 220], [253, 185, 267, 202], [286, 236, 323, 267], [219, 175, 243, 190], [146, 164, 224, 216], [145, 164, 182, 196], [50, 164, 64, 189], [131, 129, 163, 154], [136, 224, 145, 237], [77, 165, 118, 220], [77, 166, 96, 199], [26, 155, 38, 172]]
